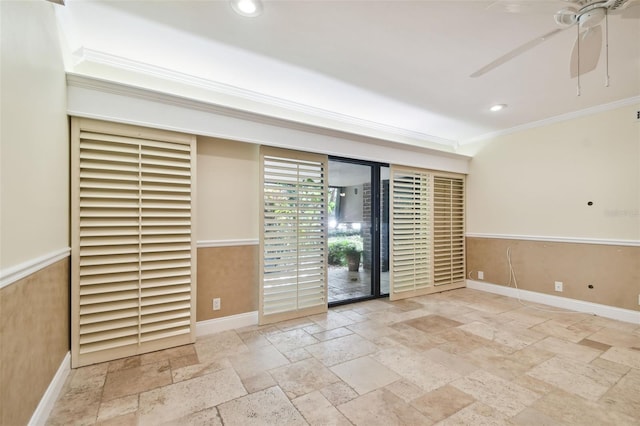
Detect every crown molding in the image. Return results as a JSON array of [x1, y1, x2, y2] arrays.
[[74, 48, 458, 148], [461, 96, 640, 145], [66, 72, 471, 165]]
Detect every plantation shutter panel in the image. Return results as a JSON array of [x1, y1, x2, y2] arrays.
[[433, 176, 465, 287], [389, 166, 465, 301], [389, 166, 432, 300], [259, 146, 328, 324], [71, 118, 196, 368]]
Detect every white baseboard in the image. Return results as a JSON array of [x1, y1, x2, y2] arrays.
[[196, 311, 259, 337], [466, 280, 640, 324], [29, 352, 70, 426]]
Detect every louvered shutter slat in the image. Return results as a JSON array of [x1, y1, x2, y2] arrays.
[[390, 168, 432, 300], [259, 148, 328, 324], [433, 176, 465, 287], [72, 119, 195, 368]]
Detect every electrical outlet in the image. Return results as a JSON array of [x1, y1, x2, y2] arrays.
[[638, 294, 640, 306], [554, 281, 563, 292], [213, 298, 221, 311], [477, 271, 484, 280]]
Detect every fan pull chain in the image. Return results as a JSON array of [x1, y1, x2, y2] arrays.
[[605, 9, 610, 87], [576, 23, 581, 96]]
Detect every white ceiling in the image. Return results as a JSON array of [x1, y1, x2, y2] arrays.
[[55, 0, 640, 150]]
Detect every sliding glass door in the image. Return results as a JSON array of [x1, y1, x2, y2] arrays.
[[328, 158, 389, 305]]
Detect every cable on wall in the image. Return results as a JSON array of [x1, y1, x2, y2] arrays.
[[506, 247, 595, 315]]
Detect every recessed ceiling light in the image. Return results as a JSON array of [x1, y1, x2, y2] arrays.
[[490, 104, 507, 112], [230, 0, 263, 17]]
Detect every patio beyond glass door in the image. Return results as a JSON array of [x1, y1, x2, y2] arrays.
[[328, 158, 388, 305]]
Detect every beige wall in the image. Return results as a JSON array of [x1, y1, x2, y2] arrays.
[[196, 136, 259, 241], [197, 246, 258, 321], [0, 260, 70, 425], [465, 103, 640, 311], [196, 137, 260, 319], [467, 237, 639, 311], [465, 103, 640, 240], [1, 0, 69, 269], [0, 2, 71, 424]]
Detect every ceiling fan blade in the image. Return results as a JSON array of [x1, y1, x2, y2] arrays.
[[569, 25, 603, 78], [487, 1, 576, 15], [470, 28, 564, 78], [620, 1, 640, 18]]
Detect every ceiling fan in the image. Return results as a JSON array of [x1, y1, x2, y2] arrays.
[[470, 0, 640, 82]]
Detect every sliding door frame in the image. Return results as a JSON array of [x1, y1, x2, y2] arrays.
[[328, 156, 389, 306]]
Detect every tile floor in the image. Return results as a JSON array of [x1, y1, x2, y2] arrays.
[[47, 288, 640, 425]]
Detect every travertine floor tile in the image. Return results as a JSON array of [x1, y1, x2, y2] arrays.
[[434, 328, 499, 355], [533, 389, 638, 425], [96, 394, 138, 422], [319, 381, 358, 406], [457, 321, 543, 352], [281, 347, 312, 362], [531, 336, 602, 363], [102, 360, 172, 401], [96, 412, 138, 426], [384, 379, 426, 403], [275, 317, 316, 332], [600, 346, 640, 369], [309, 310, 357, 330], [270, 357, 341, 398], [305, 333, 378, 367], [311, 326, 353, 341], [47, 288, 640, 426], [589, 356, 631, 376], [587, 326, 640, 348], [373, 346, 461, 392], [292, 391, 352, 426], [169, 352, 199, 370], [388, 322, 445, 351], [66, 363, 109, 395], [337, 388, 432, 425], [194, 330, 249, 363], [217, 386, 307, 426], [236, 329, 272, 349], [159, 407, 222, 426], [107, 356, 141, 373], [241, 371, 277, 394], [527, 355, 622, 401], [266, 328, 319, 353], [403, 314, 463, 333], [410, 384, 475, 422], [228, 344, 289, 379], [171, 358, 231, 383], [450, 370, 539, 417], [531, 318, 599, 343], [599, 367, 640, 418], [423, 348, 478, 376], [510, 407, 561, 426], [139, 344, 196, 365], [435, 401, 511, 425], [47, 389, 102, 426], [330, 356, 400, 395], [464, 345, 553, 380], [138, 368, 246, 424]]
